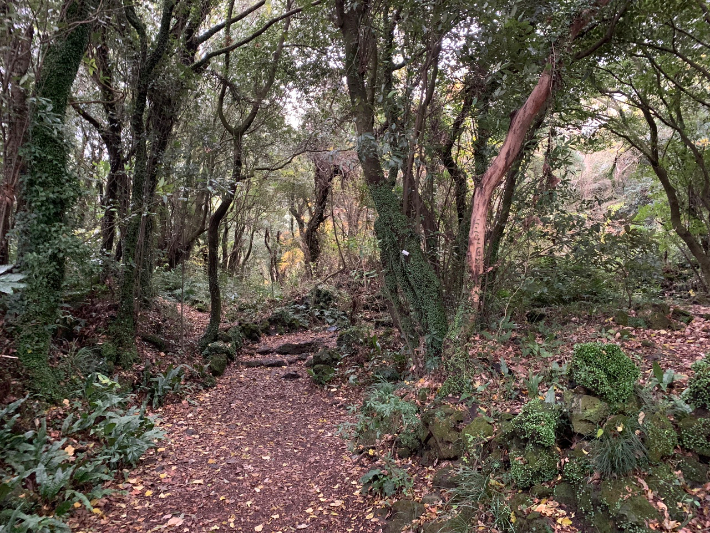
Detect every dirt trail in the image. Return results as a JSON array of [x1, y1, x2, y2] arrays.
[[77, 332, 383, 533]]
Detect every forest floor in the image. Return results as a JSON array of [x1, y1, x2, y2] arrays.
[[69, 323, 385, 533], [59, 301, 710, 533]]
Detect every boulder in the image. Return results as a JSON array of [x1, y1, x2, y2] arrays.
[[202, 341, 236, 362], [677, 456, 709, 486], [240, 322, 262, 342], [637, 302, 671, 330], [384, 500, 424, 533], [422, 406, 466, 460], [276, 341, 322, 355], [564, 392, 611, 436], [461, 417, 494, 448], [678, 416, 710, 457], [309, 364, 335, 385], [432, 466, 458, 490], [614, 309, 630, 326], [208, 354, 228, 376], [554, 482, 577, 510], [311, 347, 341, 365]]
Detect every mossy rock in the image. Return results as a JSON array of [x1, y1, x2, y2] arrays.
[[432, 466, 458, 490], [226, 326, 244, 351], [512, 399, 560, 447], [422, 406, 466, 460], [570, 343, 640, 404], [385, 500, 424, 533], [510, 446, 559, 489], [677, 456, 709, 486], [312, 347, 341, 366], [461, 417, 494, 444], [217, 330, 232, 343], [553, 482, 577, 510], [614, 310, 630, 326], [637, 303, 671, 330], [202, 341, 236, 362], [686, 356, 710, 410], [509, 492, 533, 519], [600, 477, 642, 512], [678, 416, 710, 457], [564, 391, 611, 436], [373, 365, 401, 382], [643, 412, 678, 463], [240, 322, 263, 342], [646, 464, 688, 521], [208, 354, 228, 377], [268, 307, 307, 334], [529, 484, 553, 499], [671, 308, 693, 324], [100, 342, 118, 364], [615, 495, 659, 531]]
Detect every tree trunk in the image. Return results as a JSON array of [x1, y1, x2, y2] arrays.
[[335, 0, 448, 356], [200, 136, 243, 350], [14, 0, 97, 396], [0, 23, 33, 264]]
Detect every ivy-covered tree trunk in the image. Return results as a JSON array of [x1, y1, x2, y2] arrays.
[[14, 0, 97, 396], [335, 0, 447, 357]]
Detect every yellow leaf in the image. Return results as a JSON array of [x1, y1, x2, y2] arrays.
[[91, 508, 102, 515], [582, 448, 589, 455], [64, 445, 75, 456], [145, 490, 153, 497], [616, 423, 624, 432], [596, 428, 604, 438], [157, 448, 166, 452], [208, 459, 217, 464], [365, 513, 374, 520], [73, 502, 81, 508], [510, 512, 516, 524], [558, 518, 573, 526], [160, 473, 167, 479]]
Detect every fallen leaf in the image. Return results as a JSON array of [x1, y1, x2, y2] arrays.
[[254, 525, 263, 532]]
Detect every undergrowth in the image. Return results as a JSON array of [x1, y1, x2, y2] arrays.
[[0, 374, 164, 531]]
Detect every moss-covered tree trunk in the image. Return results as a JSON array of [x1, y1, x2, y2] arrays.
[[113, 1, 175, 366], [14, 0, 97, 396], [335, 0, 447, 357]]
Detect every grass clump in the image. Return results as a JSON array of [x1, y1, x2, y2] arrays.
[[592, 420, 647, 478], [686, 356, 710, 410], [512, 399, 559, 448], [570, 343, 640, 404]]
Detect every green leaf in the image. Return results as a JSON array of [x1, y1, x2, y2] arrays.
[[652, 361, 664, 383]]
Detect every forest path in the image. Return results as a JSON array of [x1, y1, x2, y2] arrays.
[[80, 330, 383, 533]]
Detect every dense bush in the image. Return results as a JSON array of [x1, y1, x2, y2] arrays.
[[686, 356, 710, 410], [570, 343, 640, 404], [512, 399, 559, 448]]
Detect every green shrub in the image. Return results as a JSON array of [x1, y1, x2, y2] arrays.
[[345, 383, 423, 452], [678, 417, 710, 456], [570, 343, 640, 404], [510, 446, 559, 488], [686, 356, 710, 410], [359, 454, 412, 497], [512, 399, 559, 448]]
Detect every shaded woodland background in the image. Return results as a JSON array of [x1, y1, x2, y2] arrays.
[[1, 0, 710, 532]]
